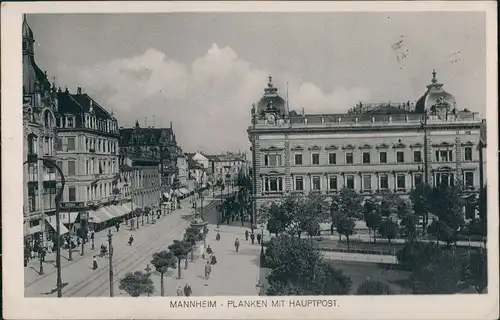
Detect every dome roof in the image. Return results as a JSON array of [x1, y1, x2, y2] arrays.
[[415, 70, 456, 113], [22, 14, 34, 39], [256, 76, 286, 116]]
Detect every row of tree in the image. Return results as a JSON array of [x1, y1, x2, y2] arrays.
[[118, 226, 204, 297], [258, 183, 487, 251], [215, 169, 254, 226]]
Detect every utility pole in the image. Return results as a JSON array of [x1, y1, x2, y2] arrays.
[[251, 104, 257, 230], [67, 208, 72, 261], [107, 229, 114, 297]]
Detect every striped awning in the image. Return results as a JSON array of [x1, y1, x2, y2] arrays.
[[121, 202, 132, 213], [59, 212, 80, 224], [89, 208, 115, 224], [45, 216, 69, 235]]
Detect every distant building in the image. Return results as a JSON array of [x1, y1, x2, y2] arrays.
[[177, 152, 188, 187], [248, 74, 485, 221], [207, 152, 246, 186], [22, 15, 60, 244], [119, 121, 180, 188]]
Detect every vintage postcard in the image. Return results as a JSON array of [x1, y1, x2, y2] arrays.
[[1, 1, 498, 319]]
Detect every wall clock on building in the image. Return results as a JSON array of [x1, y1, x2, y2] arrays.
[[266, 113, 276, 124]]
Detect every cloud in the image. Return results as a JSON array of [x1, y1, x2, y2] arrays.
[[62, 43, 371, 153]]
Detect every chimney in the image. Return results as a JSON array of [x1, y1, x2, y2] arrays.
[[77, 87, 82, 95]]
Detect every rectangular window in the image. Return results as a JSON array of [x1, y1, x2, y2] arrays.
[[312, 176, 321, 191], [380, 175, 389, 190], [267, 154, 282, 167], [85, 138, 89, 151], [267, 177, 283, 192], [345, 175, 355, 189], [413, 150, 422, 163], [328, 153, 337, 165], [396, 174, 406, 190], [312, 153, 320, 165], [264, 155, 269, 166], [464, 147, 472, 161], [362, 175, 371, 191], [68, 117, 74, 128], [67, 137, 75, 151], [329, 176, 338, 190], [68, 160, 76, 176], [295, 176, 304, 191], [396, 151, 405, 163], [68, 186, 76, 202], [362, 152, 371, 164], [413, 173, 423, 188], [345, 152, 354, 164], [294, 154, 302, 165], [379, 152, 387, 164], [464, 171, 474, 187]]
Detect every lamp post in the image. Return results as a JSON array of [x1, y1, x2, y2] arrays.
[[107, 229, 114, 297], [67, 207, 73, 261], [24, 156, 65, 297], [80, 212, 88, 256]]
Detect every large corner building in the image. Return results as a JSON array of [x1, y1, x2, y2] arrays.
[[248, 75, 486, 221]]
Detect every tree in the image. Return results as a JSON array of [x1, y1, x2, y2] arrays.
[[168, 240, 190, 279], [150, 251, 176, 296], [119, 271, 154, 297], [365, 212, 382, 244], [356, 279, 393, 295], [462, 250, 487, 293], [378, 219, 399, 250], [396, 241, 438, 271], [400, 214, 419, 242], [427, 219, 457, 248], [363, 198, 377, 238], [184, 227, 199, 262], [330, 188, 362, 240], [264, 235, 351, 295], [409, 183, 433, 234], [337, 217, 355, 251], [144, 206, 151, 224], [134, 207, 143, 229], [411, 249, 465, 294], [428, 184, 465, 230], [477, 186, 487, 224]]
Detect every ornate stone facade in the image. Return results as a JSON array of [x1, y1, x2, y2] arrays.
[[248, 74, 486, 220]]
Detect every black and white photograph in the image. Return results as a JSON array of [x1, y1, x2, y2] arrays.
[[2, 2, 498, 319]]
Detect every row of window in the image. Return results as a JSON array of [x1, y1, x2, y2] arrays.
[[83, 114, 118, 133], [264, 147, 474, 167], [261, 171, 475, 193], [27, 134, 55, 156]]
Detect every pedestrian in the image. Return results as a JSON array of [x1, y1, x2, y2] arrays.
[[250, 232, 255, 244], [204, 261, 212, 279], [216, 232, 220, 241], [330, 223, 334, 235], [116, 222, 120, 232], [128, 235, 134, 246], [245, 230, 249, 241], [183, 284, 192, 297], [92, 256, 98, 270], [210, 253, 217, 265], [176, 286, 183, 296], [90, 230, 95, 241], [206, 245, 213, 255], [256, 233, 262, 244], [234, 238, 240, 252]]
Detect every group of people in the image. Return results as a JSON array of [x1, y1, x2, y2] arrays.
[[244, 230, 262, 245], [176, 284, 192, 296]]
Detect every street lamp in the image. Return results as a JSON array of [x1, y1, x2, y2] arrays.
[[23, 156, 65, 298], [80, 212, 88, 256], [107, 229, 114, 297]]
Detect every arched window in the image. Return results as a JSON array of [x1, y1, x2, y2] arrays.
[[27, 134, 38, 155], [44, 110, 53, 128]]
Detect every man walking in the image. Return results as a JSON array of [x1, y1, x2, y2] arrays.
[[204, 261, 212, 279], [92, 256, 98, 270], [250, 232, 255, 245], [256, 233, 262, 245], [176, 286, 183, 296], [115, 222, 120, 232], [234, 238, 240, 252], [245, 230, 249, 241]]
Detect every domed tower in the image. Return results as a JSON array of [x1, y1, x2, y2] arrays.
[[415, 70, 457, 117], [256, 76, 287, 120]]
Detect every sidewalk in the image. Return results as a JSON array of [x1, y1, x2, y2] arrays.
[[24, 196, 199, 297], [116, 221, 262, 296]]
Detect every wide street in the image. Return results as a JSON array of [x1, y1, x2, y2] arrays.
[[25, 193, 262, 297]]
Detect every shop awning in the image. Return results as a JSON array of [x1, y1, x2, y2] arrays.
[[24, 223, 42, 236], [89, 208, 115, 224], [162, 192, 171, 199], [121, 202, 132, 213], [45, 216, 69, 235], [59, 212, 80, 224], [173, 189, 182, 196]]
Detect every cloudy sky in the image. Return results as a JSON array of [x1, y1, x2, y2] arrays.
[[27, 12, 486, 154]]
